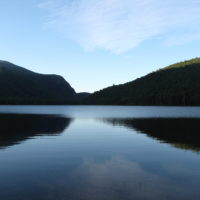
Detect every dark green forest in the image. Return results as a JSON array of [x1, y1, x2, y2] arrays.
[[0, 60, 86, 104], [1, 58, 200, 105], [85, 58, 200, 106]]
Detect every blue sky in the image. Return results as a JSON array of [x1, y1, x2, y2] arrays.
[[0, 0, 200, 92]]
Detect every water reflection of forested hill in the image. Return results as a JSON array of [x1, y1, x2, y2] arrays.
[[103, 118, 200, 152], [0, 114, 72, 149]]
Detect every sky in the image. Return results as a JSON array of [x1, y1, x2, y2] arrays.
[[0, 0, 200, 93]]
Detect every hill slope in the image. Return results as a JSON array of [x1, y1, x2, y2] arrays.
[[0, 61, 77, 104], [85, 58, 200, 106]]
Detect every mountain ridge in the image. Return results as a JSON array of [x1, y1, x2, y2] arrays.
[[85, 57, 200, 106], [0, 61, 78, 104], [1, 57, 200, 105]]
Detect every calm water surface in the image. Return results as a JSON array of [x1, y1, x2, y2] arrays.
[[0, 106, 200, 200]]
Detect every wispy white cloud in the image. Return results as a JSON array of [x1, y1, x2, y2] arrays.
[[39, 0, 200, 53]]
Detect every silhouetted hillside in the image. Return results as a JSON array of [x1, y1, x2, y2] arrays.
[[0, 61, 78, 104], [85, 58, 200, 105], [77, 92, 91, 101]]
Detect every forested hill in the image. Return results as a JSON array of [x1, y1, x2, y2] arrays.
[[0, 61, 78, 104], [85, 58, 200, 106]]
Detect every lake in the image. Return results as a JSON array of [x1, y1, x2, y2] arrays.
[[0, 106, 200, 200]]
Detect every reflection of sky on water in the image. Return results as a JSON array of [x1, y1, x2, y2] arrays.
[[1, 105, 200, 118], [0, 106, 200, 200], [40, 156, 200, 200]]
